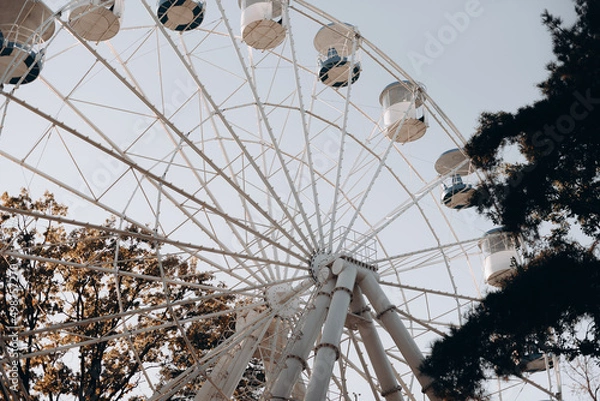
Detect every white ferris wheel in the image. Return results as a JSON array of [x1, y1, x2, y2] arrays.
[[0, 1, 562, 400]]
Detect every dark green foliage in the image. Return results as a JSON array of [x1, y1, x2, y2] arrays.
[[421, 0, 600, 399], [422, 246, 600, 400], [466, 0, 600, 244]]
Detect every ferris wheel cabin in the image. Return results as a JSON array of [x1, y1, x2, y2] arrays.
[[239, 0, 286, 50], [479, 227, 520, 287], [313, 23, 361, 88], [0, 0, 55, 85], [157, 0, 205, 32], [518, 352, 553, 373], [379, 81, 427, 143], [68, 0, 124, 41], [434, 148, 477, 210]]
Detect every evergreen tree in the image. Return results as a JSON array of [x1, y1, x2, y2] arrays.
[[421, 0, 600, 399]]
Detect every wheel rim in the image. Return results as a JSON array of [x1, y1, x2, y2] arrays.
[[0, 1, 559, 400]]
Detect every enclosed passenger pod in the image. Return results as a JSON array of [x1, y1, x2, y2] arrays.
[[0, 0, 55, 85], [518, 352, 553, 373], [157, 0, 205, 32], [240, 0, 286, 50], [479, 228, 521, 287], [434, 148, 477, 210], [313, 23, 361, 88], [68, 0, 124, 41], [379, 81, 427, 143]]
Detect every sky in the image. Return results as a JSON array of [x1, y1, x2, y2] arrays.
[[317, 0, 577, 139], [0, 1, 582, 400]]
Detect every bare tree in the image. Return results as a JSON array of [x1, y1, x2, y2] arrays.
[[565, 355, 600, 401]]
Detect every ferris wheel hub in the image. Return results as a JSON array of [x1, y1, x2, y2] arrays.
[[265, 283, 301, 319], [309, 251, 335, 284]]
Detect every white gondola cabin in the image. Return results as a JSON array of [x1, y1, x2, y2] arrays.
[[0, 0, 55, 85], [518, 353, 553, 373], [313, 23, 361, 88], [434, 148, 477, 210], [479, 228, 520, 287], [157, 0, 205, 32], [240, 0, 286, 50], [68, 0, 124, 41], [379, 81, 427, 143]]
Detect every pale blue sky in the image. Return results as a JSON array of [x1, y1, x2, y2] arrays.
[[0, 2, 580, 399], [317, 0, 577, 137]]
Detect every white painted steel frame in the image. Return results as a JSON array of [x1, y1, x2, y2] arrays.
[[0, 1, 563, 400]]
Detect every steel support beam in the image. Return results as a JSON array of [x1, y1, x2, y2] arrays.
[[350, 287, 405, 401], [304, 260, 357, 401], [269, 278, 335, 400], [195, 313, 267, 401], [358, 271, 441, 401]]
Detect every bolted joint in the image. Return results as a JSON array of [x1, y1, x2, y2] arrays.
[[285, 353, 308, 371], [375, 305, 397, 320], [332, 285, 353, 300], [314, 342, 341, 360], [381, 385, 403, 397]]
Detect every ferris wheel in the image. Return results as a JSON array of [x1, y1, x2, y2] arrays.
[[0, 1, 562, 400]]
